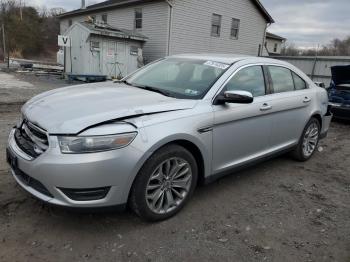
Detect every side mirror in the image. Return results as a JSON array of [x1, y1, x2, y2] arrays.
[[214, 90, 254, 105], [314, 82, 326, 89]]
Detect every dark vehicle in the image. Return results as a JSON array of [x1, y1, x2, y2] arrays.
[[328, 65, 350, 120]]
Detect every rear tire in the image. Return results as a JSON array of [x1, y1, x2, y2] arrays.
[[129, 144, 198, 222], [291, 118, 321, 162]]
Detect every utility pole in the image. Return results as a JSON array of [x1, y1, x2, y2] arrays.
[[1, 23, 6, 64], [19, 0, 23, 21], [311, 44, 320, 81], [63, 46, 66, 74]]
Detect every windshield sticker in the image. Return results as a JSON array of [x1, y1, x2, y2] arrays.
[[185, 89, 200, 95], [204, 61, 230, 70]]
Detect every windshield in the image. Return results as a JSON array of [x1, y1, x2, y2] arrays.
[[125, 58, 230, 99]]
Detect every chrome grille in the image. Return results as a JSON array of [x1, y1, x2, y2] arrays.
[[15, 120, 49, 158], [22, 121, 48, 154]]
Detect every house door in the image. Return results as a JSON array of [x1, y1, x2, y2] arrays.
[[116, 42, 127, 79], [103, 41, 117, 79], [90, 41, 102, 75]]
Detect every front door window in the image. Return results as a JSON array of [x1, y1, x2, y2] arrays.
[[224, 66, 266, 97]]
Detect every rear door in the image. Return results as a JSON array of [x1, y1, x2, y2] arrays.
[[212, 65, 274, 174], [265, 65, 312, 148]]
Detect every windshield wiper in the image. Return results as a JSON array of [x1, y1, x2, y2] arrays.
[[133, 84, 173, 97], [117, 80, 134, 87], [117, 80, 173, 97]]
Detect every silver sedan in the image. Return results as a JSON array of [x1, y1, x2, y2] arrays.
[[6, 54, 332, 221]]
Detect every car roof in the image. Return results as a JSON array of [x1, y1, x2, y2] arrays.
[[168, 54, 312, 85], [169, 54, 288, 65]]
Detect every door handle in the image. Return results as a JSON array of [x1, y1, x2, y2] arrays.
[[260, 103, 272, 111], [303, 97, 311, 103]]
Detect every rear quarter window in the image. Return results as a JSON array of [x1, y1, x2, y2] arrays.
[[292, 72, 307, 90]]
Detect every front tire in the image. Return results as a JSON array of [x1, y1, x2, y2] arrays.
[[291, 118, 321, 161], [129, 144, 198, 221]]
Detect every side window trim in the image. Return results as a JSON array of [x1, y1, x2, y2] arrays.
[[262, 65, 273, 95], [291, 71, 297, 91], [289, 69, 295, 91]]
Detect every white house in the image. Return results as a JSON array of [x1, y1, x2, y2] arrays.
[[59, 0, 274, 63], [264, 32, 286, 56]]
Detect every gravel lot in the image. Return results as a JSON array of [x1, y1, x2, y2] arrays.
[[0, 71, 349, 262], [0, 71, 71, 104]]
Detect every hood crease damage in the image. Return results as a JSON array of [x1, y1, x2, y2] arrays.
[[22, 83, 197, 134]]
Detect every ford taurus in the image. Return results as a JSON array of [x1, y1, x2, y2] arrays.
[[6, 54, 332, 221]]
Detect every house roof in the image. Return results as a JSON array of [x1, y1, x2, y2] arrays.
[[266, 32, 286, 41], [58, 0, 159, 18], [58, 0, 274, 23], [251, 0, 274, 23], [75, 21, 148, 41]]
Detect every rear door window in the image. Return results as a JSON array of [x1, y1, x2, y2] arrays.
[[268, 66, 294, 93], [292, 72, 307, 90]]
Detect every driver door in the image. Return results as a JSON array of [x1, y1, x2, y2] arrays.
[[212, 65, 274, 174]]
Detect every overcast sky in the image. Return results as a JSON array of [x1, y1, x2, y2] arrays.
[[26, 0, 350, 48]]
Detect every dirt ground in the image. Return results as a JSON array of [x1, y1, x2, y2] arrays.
[[0, 71, 71, 105], [0, 71, 349, 262]]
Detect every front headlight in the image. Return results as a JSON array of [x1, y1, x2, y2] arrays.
[[58, 132, 137, 154]]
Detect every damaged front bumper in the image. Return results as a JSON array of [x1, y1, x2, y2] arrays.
[[6, 128, 146, 208]]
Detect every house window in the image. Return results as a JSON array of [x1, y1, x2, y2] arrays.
[[211, 14, 222, 37], [274, 43, 278, 52], [68, 19, 72, 27], [135, 9, 142, 29], [91, 15, 96, 23], [231, 18, 240, 39], [90, 41, 100, 51], [130, 46, 138, 56], [102, 13, 108, 23]]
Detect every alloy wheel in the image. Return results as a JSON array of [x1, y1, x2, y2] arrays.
[[302, 122, 319, 157], [145, 157, 192, 214]]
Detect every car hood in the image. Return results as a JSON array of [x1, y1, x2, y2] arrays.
[[331, 65, 350, 86], [22, 82, 197, 134]]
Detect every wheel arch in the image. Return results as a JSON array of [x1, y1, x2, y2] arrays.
[[125, 134, 210, 203], [164, 139, 206, 185], [311, 112, 322, 127]]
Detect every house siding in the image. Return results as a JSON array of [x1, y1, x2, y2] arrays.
[[60, 1, 169, 62], [60, 0, 269, 62], [169, 0, 267, 56]]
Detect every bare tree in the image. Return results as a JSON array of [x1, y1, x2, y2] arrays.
[[281, 42, 301, 56], [281, 36, 350, 56], [0, 0, 64, 61]]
